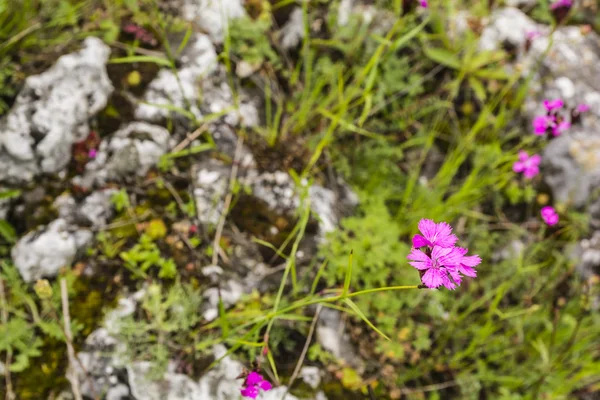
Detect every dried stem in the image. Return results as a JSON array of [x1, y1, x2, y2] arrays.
[[211, 135, 244, 266], [287, 304, 322, 390], [60, 279, 83, 400], [0, 279, 15, 400], [171, 124, 208, 153]]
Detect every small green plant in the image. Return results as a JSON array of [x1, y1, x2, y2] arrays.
[[111, 281, 204, 380], [120, 234, 177, 279]]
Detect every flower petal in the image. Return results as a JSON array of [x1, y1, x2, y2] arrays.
[[245, 372, 263, 386], [432, 221, 458, 248], [407, 249, 432, 270], [433, 246, 463, 267], [441, 270, 457, 290], [412, 234, 430, 248], [512, 161, 525, 173], [417, 219, 437, 242], [241, 386, 259, 399], [259, 380, 273, 391], [422, 268, 444, 289]]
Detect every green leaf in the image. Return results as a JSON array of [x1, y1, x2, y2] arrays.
[[342, 250, 353, 296], [0, 220, 16, 243], [475, 67, 510, 80], [469, 76, 487, 102], [422, 46, 461, 70], [343, 298, 389, 340], [0, 189, 20, 199], [109, 55, 173, 68]]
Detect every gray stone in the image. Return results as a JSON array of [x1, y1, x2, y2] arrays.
[[197, 345, 299, 400], [135, 34, 218, 122], [11, 218, 92, 282], [181, 0, 246, 44], [0, 37, 112, 183], [54, 189, 117, 229], [194, 159, 230, 225], [316, 307, 364, 371], [128, 362, 203, 400], [479, 7, 539, 53], [299, 366, 322, 390], [74, 122, 170, 188], [202, 279, 243, 321], [280, 8, 304, 49]]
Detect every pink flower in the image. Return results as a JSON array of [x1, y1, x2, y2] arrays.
[[240, 372, 272, 399], [408, 219, 481, 290], [550, 0, 572, 10], [446, 247, 481, 286], [419, 0, 428, 6], [88, 148, 97, 159], [408, 246, 461, 289], [526, 30, 542, 40], [533, 115, 555, 135], [577, 103, 590, 113], [412, 218, 458, 249], [408, 245, 480, 290], [543, 98, 564, 111], [513, 151, 541, 179], [541, 206, 559, 226], [552, 120, 570, 136]]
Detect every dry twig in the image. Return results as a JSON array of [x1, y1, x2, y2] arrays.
[[211, 135, 244, 266], [0, 279, 15, 400], [60, 279, 83, 400]]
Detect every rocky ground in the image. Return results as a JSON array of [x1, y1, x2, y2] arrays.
[[1, 0, 600, 399]]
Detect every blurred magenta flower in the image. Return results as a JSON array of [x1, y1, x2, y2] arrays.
[[88, 149, 97, 159], [543, 98, 564, 111], [541, 206, 559, 226], [533, 115, 555, 135], [420, 0, 428, 6], [408, 246, 463, 289], [409, 219, 481, 289], [550, 0, 572, 10], [552, 120, 570, 136], [513, 150, 541, 179], [123, 23, 158, 46], [526, 30, 542, 40], [240, 372, 272, 399], [577, 103, 590, 113], [412, 219, 458, 248]]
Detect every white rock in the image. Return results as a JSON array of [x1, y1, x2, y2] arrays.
[[181, 0, 246, 44], [11, 218, 92, 282], [202, 279, 243, 321], [135, 34, 218, 122], [198, 345, 299, 400], [479, 7, 538, 52], [75, 122, 170, 188], [195, 160, 230, 225], [0, 37, 112, 183], [299, 366, 322, 389], [281, 8, 305, 49], [128, 362, 203, 400], [54, 189, 117, 229]]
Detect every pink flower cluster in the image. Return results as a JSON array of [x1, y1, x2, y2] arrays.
[[512, 150, 541, 179], [532, 98, 570, 137], [519, 98, 590, 225], [541, 206, 559, 226], [419, 0, 428, 6], [408, 219, 481, 290], [240, 372, 272, 399], [550, 0, 573, 10], [123, 23, 158, 46]]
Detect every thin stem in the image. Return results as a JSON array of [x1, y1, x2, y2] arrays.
[[0, 279, 15, 400], [60, 279, 83, 400], [287, 304, 322, 390]]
